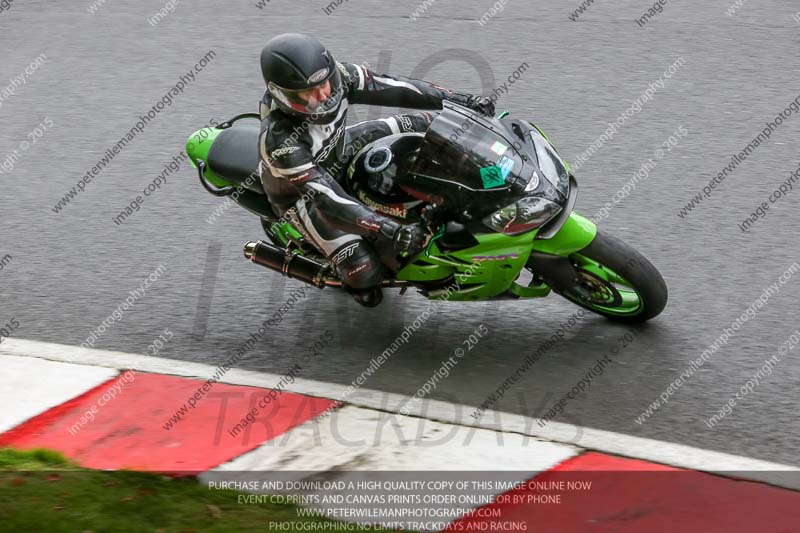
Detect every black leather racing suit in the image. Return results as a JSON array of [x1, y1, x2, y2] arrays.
[[258, 61, 476, 291]]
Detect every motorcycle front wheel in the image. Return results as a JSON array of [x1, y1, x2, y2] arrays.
[[545, 231, 668, 323]]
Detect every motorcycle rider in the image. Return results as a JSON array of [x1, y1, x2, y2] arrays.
[[259, 33, 495, 307]]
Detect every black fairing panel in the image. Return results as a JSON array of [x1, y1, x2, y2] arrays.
[[438, 222, 480, 251], [405, 103, 535, 221]]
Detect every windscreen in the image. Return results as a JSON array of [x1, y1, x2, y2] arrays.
[[529, 127, 570, 196], [410, 104, 526, 191]]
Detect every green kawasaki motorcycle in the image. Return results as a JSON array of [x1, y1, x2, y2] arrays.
[[186, 103, 667, 322]]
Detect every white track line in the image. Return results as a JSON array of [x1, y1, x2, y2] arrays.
[[2, 338, 798, 490]]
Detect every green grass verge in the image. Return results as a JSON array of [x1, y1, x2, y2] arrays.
[[0, 448, 402, 533]]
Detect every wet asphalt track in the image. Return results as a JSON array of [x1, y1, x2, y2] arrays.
[[1, 0, 799, 464]]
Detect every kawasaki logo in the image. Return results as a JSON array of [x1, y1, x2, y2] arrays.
[[357, 191, 408, 218]]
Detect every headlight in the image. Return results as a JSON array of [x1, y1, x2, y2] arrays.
[[483, 196, 562, 235]]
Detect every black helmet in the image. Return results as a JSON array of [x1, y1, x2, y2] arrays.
[[260, 33, 344, 124]]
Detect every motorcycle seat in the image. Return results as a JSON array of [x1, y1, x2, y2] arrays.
[[207, 125, 263, 194]]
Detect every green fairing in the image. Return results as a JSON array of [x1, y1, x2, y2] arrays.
[[396, 212, 596, 300], [186, 127, 231, 188], [532, 212, 597, 255], [398, 231, 536, 300]]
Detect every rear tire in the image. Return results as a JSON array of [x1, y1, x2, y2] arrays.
[[553, 231, 668, 323]]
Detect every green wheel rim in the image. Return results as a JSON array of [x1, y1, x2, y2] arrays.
[[561, 254, 644, 316]]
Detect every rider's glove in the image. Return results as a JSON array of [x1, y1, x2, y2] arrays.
[[449, 92, 496, 117], [380, 220, 427, 257]]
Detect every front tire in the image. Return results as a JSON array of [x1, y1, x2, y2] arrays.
[[552, 231, 668, 323]]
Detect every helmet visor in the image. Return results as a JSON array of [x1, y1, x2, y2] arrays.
[[269, 68, 343, 117]]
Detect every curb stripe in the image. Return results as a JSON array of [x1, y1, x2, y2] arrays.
[[0, 370, 334, 473], [0, 375, 121, 448], [448, 452, 800, 532], [2, 338, 798, 490]]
